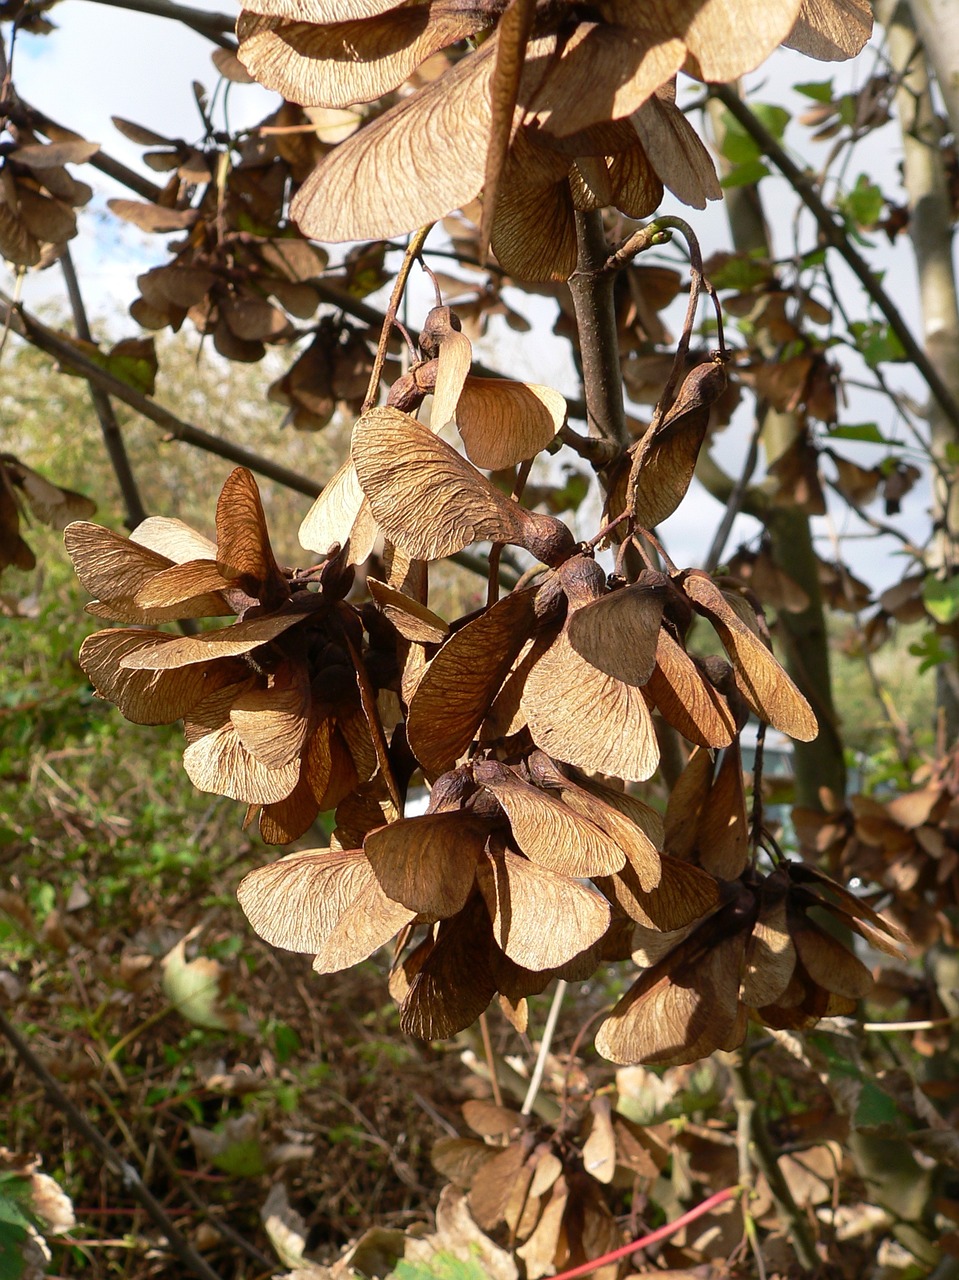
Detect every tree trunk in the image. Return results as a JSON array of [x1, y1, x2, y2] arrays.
[[706, 97, 846, 809], [888, 1, 959, 734]]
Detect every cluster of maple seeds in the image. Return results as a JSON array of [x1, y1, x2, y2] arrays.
[[796, 749, 959, 952], [0, 128, 98, 268], [430, 1097, 670, 1279], [64, 294, 907, 1063], [235, 0, 871, 278]]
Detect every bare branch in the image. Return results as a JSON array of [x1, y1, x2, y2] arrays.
[[0, 290, 322, 498], [60, 248, 148, 529], [82, 0, 236, 46], [567, 210, 630, 450]]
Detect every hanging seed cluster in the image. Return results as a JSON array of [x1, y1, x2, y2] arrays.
[[65, 292, 906, 1064]]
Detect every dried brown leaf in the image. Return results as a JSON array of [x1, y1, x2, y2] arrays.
[[79, 629, 245, 724], [741, 890, 795, 1007], [533, 22, 684, 137], [429, 322, 473, 431], [629, 89, 720, 208], [527, 751, 662, 890], [480, 0, 536, 254], [475, 761, 626, 878], [242, 0, 410, 23], [431, 1136, 498, 1186], [456, 377, 565, 469], [567, 580, 665, 686], [108, 199, 199, 232], [522, 628, 659, 782], [647, 630, 737, 748], [682, 570, 818, 741], [407, 587, 539, 773], [353, 406, 573, 563], [595, 849, 719, 931], [792, 915, 873, 999], [785, 0, 872, 60], [368, 578, 447, 643], [298, 458, 378, 565], [694, 739, 748, 878], [595, 926, 747, 1066], [476, 844, 606, 962], [119, 609, 307, 669], [238, 848, 414, 967], [364, 812, 487, 916], [230, 664, 311, 770], [401, 898, 498, 1037], [183, 712, 301, 804], [629, 358, 727, 527], [237, 7, 478, 109], [291, 37, 496, 241], [489, 130, 577, 281]]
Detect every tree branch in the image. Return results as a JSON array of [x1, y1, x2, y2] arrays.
[[82, 0, 236, 46], [13, 100, 164, 202], [567, 210, 630, 450], [0, 291, 322, 498], [60, 249, 148, 530], [711, 83, 959, 436]]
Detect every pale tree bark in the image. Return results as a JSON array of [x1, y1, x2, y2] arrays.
[[885, 1, 959, 734], [908, 0, 959, 142], [705, 97, 846, 811]]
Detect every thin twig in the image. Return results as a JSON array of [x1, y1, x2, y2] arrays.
[[363, 225, 433, 413], [594, 221, 672, 275], [521, 978, 567, 1117], [478, 1013, 504, 1109], [13, 99, 164, 202], [0, 1008, 224, 1280], [82, 0, 236, 45], [863, 1014, 959, 1032], [151, 1142, 275, 1270], [558, 423, 619, 465], [725, 1048, 819, 1271], [704, 412, 764, 571]]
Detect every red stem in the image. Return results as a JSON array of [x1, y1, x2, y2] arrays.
[[549, 1185, 740, 1280]]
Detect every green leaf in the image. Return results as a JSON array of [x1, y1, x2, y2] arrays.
[[210, 1138, 265, 1178], [795, 80, 834, 103], [60, 336, 158, 396], [721, 159, 770, 189], [854, 1078, 903, 1130], [838, 94, 859, 127], [827, 423, 889, 444], [752, 104, 790, 139], [708, 255, 770, 292], [392, 1253, 490, 1280], [271, 1021, 301, 1065], [922, 575, 959, 624], [839, 175, 885, 230], [0, 1220, 32, 1280], [719, 104, 789, 167], [909, 632, 955, 673], [848, 321, 907, 368], [0, 1186, 36, 1280]]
